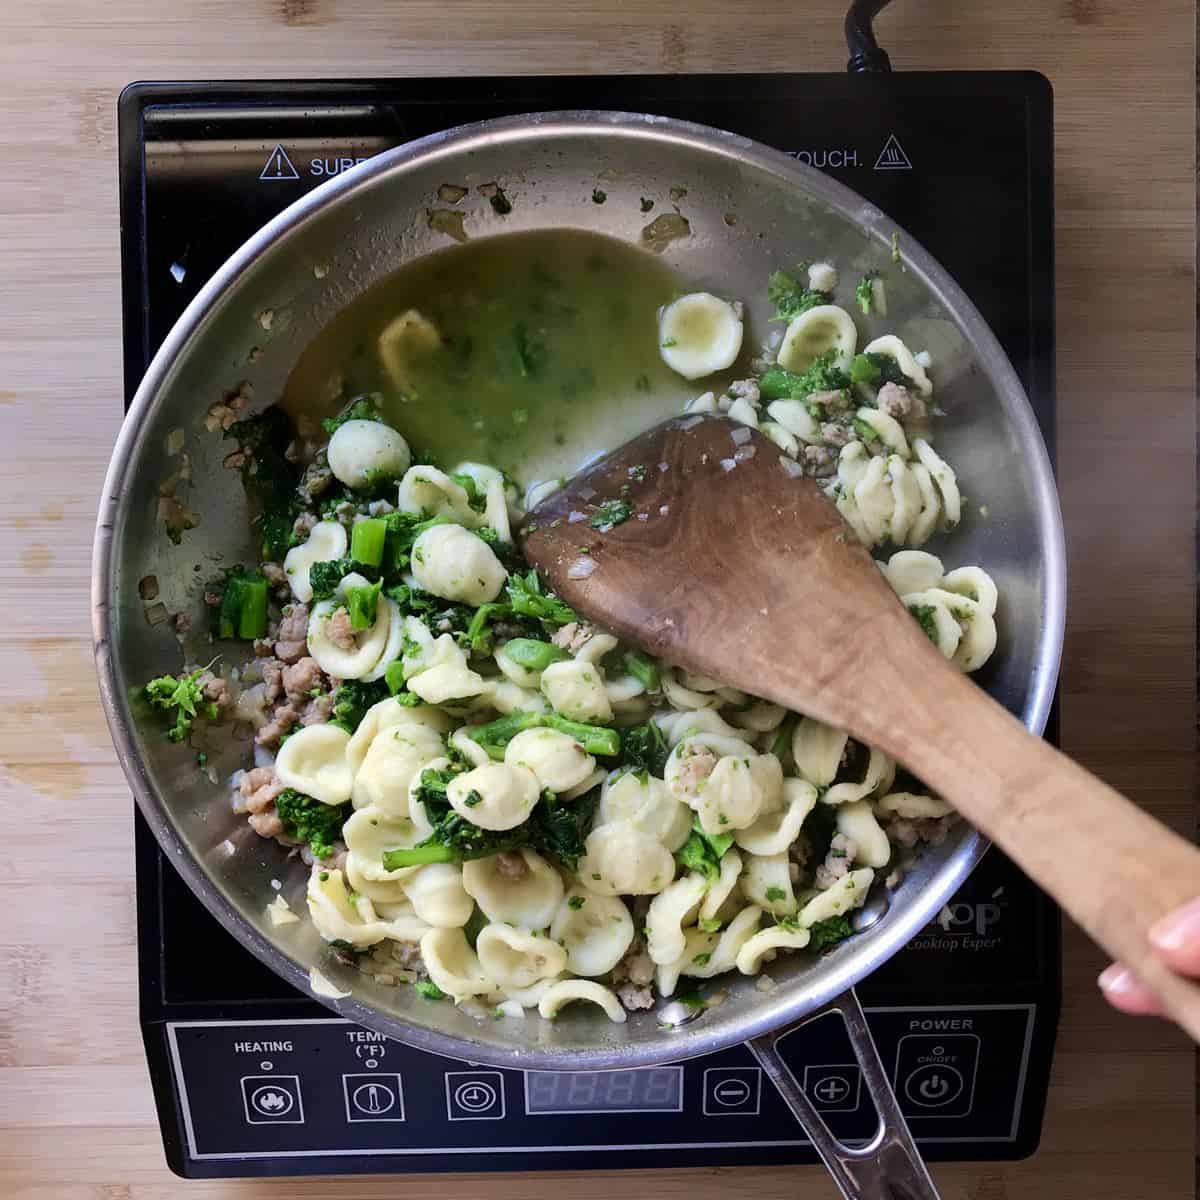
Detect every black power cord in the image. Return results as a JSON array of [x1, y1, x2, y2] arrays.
[[845, 0, 895, 72]]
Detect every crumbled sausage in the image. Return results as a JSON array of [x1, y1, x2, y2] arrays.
[[672, 746, 717, 798], [240, 766, 284, 812], [248, 809, 285, 839], [876, 381, 927, 422], [204, 589, 223, 608], [292, 511, 318, 538], [727, 378, 761, 406], [814, 833, 857, 890], [201, 675, 232, 711], [298, 459, 334, 503], [260, 659, 284, 702], [325, 608, 357, 652], [820, 422, 852, 447], [617, 982, 655, 1011], [282, 656, 325, 702], [256, 703, 299, 747], [261, 561, 288, 589], [301, 693, 336, 726], [888, 815, 955, 849], [808, 388, 850, 414], [803, 445, 836, 477], [550, 621, 599, 654]]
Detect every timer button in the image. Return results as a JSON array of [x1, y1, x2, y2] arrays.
[[445, 1070, 506, 1120]]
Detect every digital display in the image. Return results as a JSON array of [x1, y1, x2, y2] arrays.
[[524, 1067, 684, 1114]]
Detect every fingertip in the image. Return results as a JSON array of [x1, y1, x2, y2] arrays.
[[1098, 963, 1164, 1015], [1148, 897, 1200, 975]]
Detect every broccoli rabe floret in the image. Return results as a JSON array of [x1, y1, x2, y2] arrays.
[[805, 915, 855, 953], [308, 557, 366, 602], [225, 407, 301, 561], [321, 393, 385, 435], [275, 789, 350, 859], [767, 269, 830, 322], [144, 666, 219, 743], [506, 568, 578, 626], [383, 784, 597, 872], [329, 678, 391, 732], [617, 720, 669, 780], [675, 820, 735, 881], [758, 352, 851, 402]]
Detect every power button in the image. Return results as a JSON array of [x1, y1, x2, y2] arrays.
[[893, 1034, 979, 1118]]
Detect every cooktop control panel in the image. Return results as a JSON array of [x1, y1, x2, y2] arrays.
[[165, 1006, 1036, 1170]]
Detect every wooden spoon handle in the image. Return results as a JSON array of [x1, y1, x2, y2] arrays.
[[898, 664, 1200, 1040]]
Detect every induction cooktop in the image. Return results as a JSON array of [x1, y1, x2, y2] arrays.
[[119, 71, 1058, 1178]]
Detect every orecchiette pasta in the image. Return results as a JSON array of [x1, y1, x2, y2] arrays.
[[578, 822, 677, 896], [327, 419, 411, 491], [402, 863, 474, 928], [462, 850, 564, 928], [420, 927, 494, 1001], [799, 868, 875, 927], [646, 873, 708, 965], [537, 979, 627, 1023], [447, 762, 540, 831], [217, 256, 992, 1028], [476, 924, 568, 991], [283, 520, 347, 603], [504, 727, 596, 794], [550, 887, 635, 976], [275, 723, 353, 806], [411, 523, 507, 605], [540, 659, 613, 723], [778, 304, 857, 373]]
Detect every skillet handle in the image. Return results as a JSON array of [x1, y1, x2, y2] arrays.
[[746, 988, 940, 1200]]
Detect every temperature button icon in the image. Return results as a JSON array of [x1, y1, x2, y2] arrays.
[[342, 1073, 405, 1123]]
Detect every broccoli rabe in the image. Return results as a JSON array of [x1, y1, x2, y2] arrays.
[[855, 272, 879, 315], [345, 578, 382, 629], [590, 499, 633, 530], [329, 678, 391, 732], [617, 720, 669, 780], [506, 568, 578, 626], [767, 269, 830, 322], [911, 604, 940, 646], [225, 407, 301, 561], [308, 557, 372, 602], [216, 567, 268, 640], [805, 915, 855, 953], [144, 665, 219, 743], [675, 819, 735, 881], [467, 710, 621, 760], [383, 784, 598, 872], [275, 789, 351, 859], [415, 980, 448, 1001], [321, 394, 385, 435], [758, 352, 851, 402]]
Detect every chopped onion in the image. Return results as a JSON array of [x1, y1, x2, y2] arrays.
[[567, 556, 597, 580]]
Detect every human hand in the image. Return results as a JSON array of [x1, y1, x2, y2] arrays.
[[1098, 897, 1200, 1019]]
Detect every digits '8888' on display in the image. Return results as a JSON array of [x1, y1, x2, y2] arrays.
[[524, 1068, 684, 1113]]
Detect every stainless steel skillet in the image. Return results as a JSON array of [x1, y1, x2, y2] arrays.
[[92, 113, 1065, 1199]]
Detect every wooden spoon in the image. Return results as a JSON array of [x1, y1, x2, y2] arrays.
[[520, 413, 1200, 1039]]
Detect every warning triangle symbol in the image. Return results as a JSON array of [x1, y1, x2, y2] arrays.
[[260, 144, 300, 181], [873, 134, 913, 171]]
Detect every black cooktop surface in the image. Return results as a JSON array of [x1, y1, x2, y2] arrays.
[[120, 71, 1058, 1178]]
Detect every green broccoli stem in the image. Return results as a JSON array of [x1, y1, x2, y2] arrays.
[[382, 843, 457, 870], [218, 571, 269, 640], [349, 517, 387, 567], [502, 638, 569, 672], [470, 710, 621, 759], [622, 650, 661, 692]]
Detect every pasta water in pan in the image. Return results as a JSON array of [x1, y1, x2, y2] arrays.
[[145, 230, 997, 1024]]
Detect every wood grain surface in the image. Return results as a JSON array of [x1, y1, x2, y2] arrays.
[[0, 2, 1194, 1198]]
